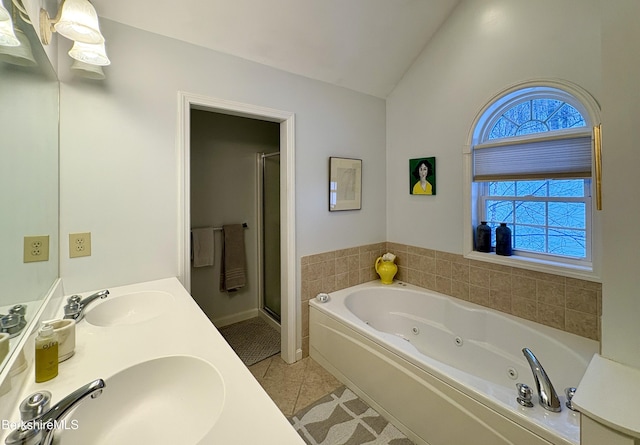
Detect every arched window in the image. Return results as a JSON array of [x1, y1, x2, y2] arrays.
[[469, 83, 599, 271]]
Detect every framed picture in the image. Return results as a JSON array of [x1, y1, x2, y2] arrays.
[[329, 157, 362, 211], [409, 157, 436, 195]]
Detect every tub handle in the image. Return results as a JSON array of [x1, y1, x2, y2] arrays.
[[565, 387, 578, 411], [516, 383, 533, 408]]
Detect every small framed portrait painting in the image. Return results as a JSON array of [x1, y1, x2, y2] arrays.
[[409, 157, 436, 195]]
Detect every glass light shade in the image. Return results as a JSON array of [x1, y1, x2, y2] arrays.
[[0, 28, 36, 66], [68, 40, 110, 66], [0, 0, 10, 21], [0, 17, 19, 46], [70, 59, 105, 79], [54, 0, 104, 44]]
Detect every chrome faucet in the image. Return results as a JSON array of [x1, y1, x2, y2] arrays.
[[63, 289, 109, 322], [5, 379, 105, 445], [522, 347, 561, 412]]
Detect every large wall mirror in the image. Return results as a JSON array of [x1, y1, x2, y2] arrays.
[[0, 9, 59, 375]]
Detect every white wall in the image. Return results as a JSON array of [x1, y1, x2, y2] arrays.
[[388, 0, 640, 370], [386, 0, 601, 253], [600, 0, 640, 369], [58, 19, 386, 294]]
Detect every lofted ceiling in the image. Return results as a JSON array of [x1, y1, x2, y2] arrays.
[[90, 0, 460, 98]]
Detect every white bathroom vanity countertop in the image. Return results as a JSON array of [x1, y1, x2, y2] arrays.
[[573, 353, 640, 439], [0, 277, 304, 444]]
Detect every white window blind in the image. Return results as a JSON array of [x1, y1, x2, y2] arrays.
[[473, 133, 592, 181]]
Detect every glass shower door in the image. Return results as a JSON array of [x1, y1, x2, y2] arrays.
[[262, 153, 281, 321]]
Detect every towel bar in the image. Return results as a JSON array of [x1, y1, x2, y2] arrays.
[[212, 223, 248, 232]]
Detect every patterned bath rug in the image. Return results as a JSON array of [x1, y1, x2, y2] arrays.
[[289, 386, 414, 445], [218, 317, 280, 366]]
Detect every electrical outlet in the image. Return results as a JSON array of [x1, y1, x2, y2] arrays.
[[69, 232, 92, 258], [24, 235, 50, 263]]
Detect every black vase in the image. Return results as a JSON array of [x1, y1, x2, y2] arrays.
[[495, 223, 512, 256], [475, 221, 491, 253]]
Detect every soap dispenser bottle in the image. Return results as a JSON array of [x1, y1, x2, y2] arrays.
[[35, 323, 58, 383]]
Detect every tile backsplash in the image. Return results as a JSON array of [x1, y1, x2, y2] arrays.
[[301, 242, 601, 357]]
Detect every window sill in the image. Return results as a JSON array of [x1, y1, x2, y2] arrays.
[[464, 251, 601, 283]]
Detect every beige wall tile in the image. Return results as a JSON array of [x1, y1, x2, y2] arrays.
[[513, 268, 563, 283], [489, 270, 511, 294], [422, 273, 437, 290], [537, 281, 565, 307], [336, 247, 359, 258], [436, 251, 459, 262], [307, 279, 323, 302], [565, 277, 602, 291], [421, 256, 436, 274], [489, 290, 511, 313], [452, 262, 470, 283], [322, 259, 336, 276], [436, 258, 452, 278], [386, 242, 408, 253], [335, 255, 349, 272], [469, 285, 490, 307], [511, 296, 537, 322], [408, 245, 436, 257], [469, 266, 491, 288], [538, 303, 565, 330], [301, 243, 601, 346], [435, 276, 452, 295], [348, 270, 360, 287], [336, 272, 350, 290], [321, 275, 336, 293], [451, 280, 470, 301], [566, 310, 598, 340], [308, 251, 335, 264], [347, 255, 359, 272], [302, 302, 309, 338], [566, 286, 598, 314], [512, 276, 536, 300]]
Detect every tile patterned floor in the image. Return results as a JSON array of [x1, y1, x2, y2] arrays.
[[248, 355, 343, 417]]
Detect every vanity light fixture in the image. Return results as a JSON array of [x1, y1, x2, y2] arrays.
[[0, 18, 19, 46], [0, 27, 36, 65], [70, 58, 105, 79], [0, 0, 10, 21], [68, 39, 109, 65], [39, 0, 104, 45], [38, 0, 110, 68], [0, 0, 35, 65], [0, 0, 19, 47]]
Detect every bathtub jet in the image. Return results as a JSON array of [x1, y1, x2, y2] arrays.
[[309, 280, 599, 445]]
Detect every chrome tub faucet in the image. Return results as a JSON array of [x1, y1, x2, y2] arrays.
[[63, 289, 109, 322], [5, 379, 105, 445], [522, 347, 561, 412]]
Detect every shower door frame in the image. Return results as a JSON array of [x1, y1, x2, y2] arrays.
[[177, 92, 299, 364], [257, 152, 282, 324]]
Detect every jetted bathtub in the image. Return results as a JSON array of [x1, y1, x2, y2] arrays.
[[309, 281, 599, 445]]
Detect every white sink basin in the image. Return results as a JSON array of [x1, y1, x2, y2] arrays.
[[56, 355, 225, 445], [84, 291, 174, 326]]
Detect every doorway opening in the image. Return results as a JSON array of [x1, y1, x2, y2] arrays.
[[178, 92, 299, 364]]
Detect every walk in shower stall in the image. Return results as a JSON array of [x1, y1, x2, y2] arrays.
[[257, 152, 281, 323]]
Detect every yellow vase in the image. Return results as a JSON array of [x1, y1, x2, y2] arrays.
[[375, 257, 398, 284]]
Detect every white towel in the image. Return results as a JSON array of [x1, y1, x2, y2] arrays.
[[192, 228, 215, 267]]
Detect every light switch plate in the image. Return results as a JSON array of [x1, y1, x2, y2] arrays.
[[69, 232, 91, 258], [24, 235, 50, 263]]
